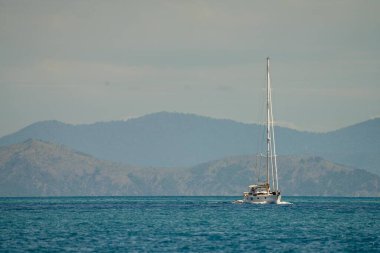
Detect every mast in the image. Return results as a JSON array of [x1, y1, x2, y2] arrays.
[[266, 57, 279, 192], [266, 57, 270, 192]]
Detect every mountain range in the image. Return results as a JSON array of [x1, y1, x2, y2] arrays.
[[1, 139, 378, 197], [0, 112, 379, 175]]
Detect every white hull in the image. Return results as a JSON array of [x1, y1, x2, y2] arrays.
[[243, 194, 281, 204]]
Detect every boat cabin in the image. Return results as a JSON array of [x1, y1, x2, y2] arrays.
[[243, 183, 270, 197]]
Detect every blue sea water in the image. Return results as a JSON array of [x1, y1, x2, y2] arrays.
[[0, 196, 379, 252]]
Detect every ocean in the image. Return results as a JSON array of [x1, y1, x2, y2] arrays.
[[0, 196, 379, 252]]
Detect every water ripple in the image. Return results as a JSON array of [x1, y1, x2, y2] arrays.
[[0, 196, 379, 252]]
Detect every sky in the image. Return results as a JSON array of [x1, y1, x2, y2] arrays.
[[1, 0, 379, 137]]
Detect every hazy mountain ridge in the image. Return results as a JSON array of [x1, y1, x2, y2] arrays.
[[0, 112, 379, 174], [0, 139, 378, 197], [0, 112, 262, 167]]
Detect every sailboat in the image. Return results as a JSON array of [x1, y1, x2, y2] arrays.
[[236, 57, 281, 204]]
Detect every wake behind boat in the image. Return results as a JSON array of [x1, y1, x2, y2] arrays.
[[235, 57, 283, 204]]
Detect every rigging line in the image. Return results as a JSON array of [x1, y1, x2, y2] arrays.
[[266, 57, 275, 191], [270, 137, 275, 190], [266, 57, 271, 190], [270, 118, 277, 191], [268, 78, 275, 191], [256, 153, 260, 183], [258, 125, 266, 182], [255, 62, 266, 183], [269, 71, 279, 192]]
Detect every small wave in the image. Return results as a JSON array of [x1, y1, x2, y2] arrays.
[[277, 201, 292, 205]]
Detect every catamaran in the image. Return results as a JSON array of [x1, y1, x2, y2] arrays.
[[236, 57, 281, 204]]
